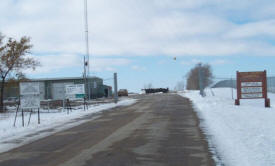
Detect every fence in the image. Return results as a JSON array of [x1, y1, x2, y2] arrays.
[[212, 76, 275, 93], [267, 77, 275, 93]]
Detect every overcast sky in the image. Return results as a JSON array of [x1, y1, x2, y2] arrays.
[[1, 0, 275, 92]]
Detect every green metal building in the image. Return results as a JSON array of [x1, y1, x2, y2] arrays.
[[4, 76, 112, 100]]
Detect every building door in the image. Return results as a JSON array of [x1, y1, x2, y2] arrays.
[[104, 89, 108, 97]]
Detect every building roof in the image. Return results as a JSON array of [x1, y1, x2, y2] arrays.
[[29, 76, 102, 82]]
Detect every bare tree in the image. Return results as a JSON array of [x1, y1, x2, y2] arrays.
[[0, 33, 39, 112], [186, 63, 213, 90]]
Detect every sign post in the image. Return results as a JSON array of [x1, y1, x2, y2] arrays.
[[65, 84, 85, 99], [235, 70, 270, 107], [14, 82, 41, 126], [65, 84, 86, 112]]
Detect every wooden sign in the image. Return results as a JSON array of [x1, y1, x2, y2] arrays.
[[235, 70, 270, 107]]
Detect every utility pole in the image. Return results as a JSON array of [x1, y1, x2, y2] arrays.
[[84, 0, 91, 100], [114, 73, 118, 103]]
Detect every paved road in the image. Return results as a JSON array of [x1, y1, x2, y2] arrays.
[[0, 94, 215, 166]]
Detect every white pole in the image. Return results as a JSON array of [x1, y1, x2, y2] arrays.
[[84, 0, 91, 100]]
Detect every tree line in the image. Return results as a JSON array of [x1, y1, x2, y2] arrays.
[[174, 63, 213, 91], [186, 63, 213, 90]]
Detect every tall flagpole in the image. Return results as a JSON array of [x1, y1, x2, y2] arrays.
[[84, 0, 91, 100]]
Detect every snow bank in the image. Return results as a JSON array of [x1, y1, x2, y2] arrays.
[[0, 98, 137, 153], [179, 88, 275, 166]]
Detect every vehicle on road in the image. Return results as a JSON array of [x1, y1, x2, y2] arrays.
[[118, 89, 128, 96]]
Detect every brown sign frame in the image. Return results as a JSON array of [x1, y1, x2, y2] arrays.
[[235, 70, 270, 107]]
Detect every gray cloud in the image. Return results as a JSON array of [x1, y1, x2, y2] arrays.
[[1, 0, 275, 74]]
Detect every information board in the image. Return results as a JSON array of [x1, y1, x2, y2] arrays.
[[65, 84, 85, 99], [20, 95, 40, 109], [235, 70, 270, 107], [20, 82, 40, 109]]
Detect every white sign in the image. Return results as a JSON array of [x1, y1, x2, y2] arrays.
[[241, 93, 263, 98], [20, 82, 40, 109], [20, 95, 40, 109], [65, 84, 85, 99], [241, 87, 262, 93], [20, 82, 40, 95], [65, 84, 85, 95], [241, 82, 262, 87]]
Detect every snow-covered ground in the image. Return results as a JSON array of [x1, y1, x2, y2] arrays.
[[0, 98, 137, 153], [179, 88, 275, 166]]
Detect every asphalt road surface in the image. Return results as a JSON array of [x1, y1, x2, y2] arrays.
[[0, 93, 215, 166]]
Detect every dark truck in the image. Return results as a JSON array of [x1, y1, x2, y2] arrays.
[[143, 88, 169, 94]]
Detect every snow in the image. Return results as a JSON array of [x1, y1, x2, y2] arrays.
[[0, 98, 137, 153], [179, 88, 275, 166]]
